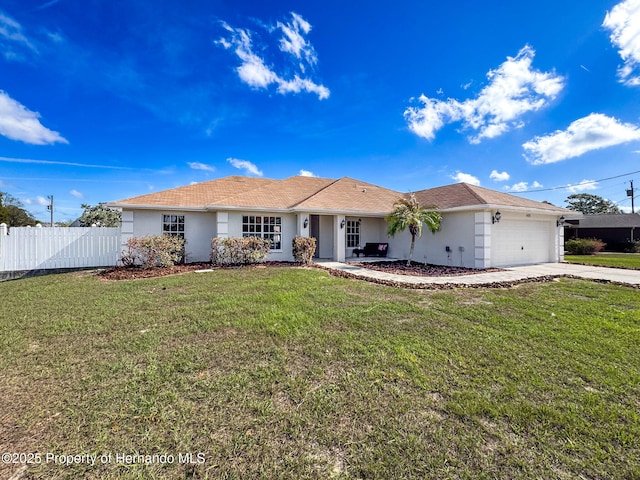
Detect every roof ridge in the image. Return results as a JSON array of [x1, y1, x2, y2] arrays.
[[290, 176, 343, 208], [460, 183, 489, 204], [206, 177, 278, 206]]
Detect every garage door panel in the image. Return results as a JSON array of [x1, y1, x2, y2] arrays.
[[492, 220, 553, 267]]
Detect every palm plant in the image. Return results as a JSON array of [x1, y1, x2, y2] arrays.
[[385, 194, 442, 266]]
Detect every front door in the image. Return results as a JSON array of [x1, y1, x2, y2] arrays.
[[310, 215, 320, 258], [309, 215, 334, 259]]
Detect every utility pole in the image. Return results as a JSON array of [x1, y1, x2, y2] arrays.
[[627, 181, 635, 214], [47, 195, 54, 227]]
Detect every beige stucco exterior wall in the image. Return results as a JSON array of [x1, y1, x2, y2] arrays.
[[123, 209, 217, 262], [386, 211, 476, 267], [225, 212, 297, 262]]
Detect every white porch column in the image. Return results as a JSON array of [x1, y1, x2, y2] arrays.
[[557, 223, 565, 263], [474, 211, 491, 269], [216, 212, 229, 238], [333, 215, 346, 262], [297, 214, 310, 237]]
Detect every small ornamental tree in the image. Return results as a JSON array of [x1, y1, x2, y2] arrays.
[[385, 194, 441, 266], [78, 203, 122, 227]]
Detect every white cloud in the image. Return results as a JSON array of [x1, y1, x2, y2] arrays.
[[0, 90, 68, 145], [218, 14, 329, 100], [36, 195, 49, 206], [603, 0, 640, 86], [0, 11, 38, 61], [69, 189, 83, 199], [0, 156, 130, 169], [227, 157, 263, 176], [187, 161, 216, 173], [505, 181, 543, 192], [451, 171, 480, 186], [276, 75, 330, 99], [566, 180, 598, 193], [404, 45, 564, 143], [277, 12, 317, 69], [299, 169, 316, 177], [489, 170, 510, 182], [523, 113, 640, 164]]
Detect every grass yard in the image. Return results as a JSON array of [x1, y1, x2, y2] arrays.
[[1, 267, 639, 479], [565, 253, 640, 269]]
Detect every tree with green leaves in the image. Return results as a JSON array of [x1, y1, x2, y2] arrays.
[[385, 194, 441, 266], [0, 192, 38, 226], [78, 203, 122, 227], [565, 193, 621, 215]]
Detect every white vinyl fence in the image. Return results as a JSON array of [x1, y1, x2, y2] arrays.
[[0, 224, 121, 273]]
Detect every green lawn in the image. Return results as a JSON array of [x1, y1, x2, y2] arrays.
[[565, 253, 640, 269], [1, 267, 639, 479]]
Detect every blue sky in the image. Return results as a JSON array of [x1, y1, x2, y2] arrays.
[[1, 0, 640, 222]]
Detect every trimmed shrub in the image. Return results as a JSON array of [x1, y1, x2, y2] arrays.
[[211, 237, 271, 265], [120, 235, 185, 268], [565, 238, 606, 255], [292, 236, 316, 264]]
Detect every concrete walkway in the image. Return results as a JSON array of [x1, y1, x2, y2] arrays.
[[314, 261, 640, 288]]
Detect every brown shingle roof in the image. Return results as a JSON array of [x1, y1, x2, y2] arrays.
[[110, 175, 403, 214], [110, 176, 566, 214], [111, 176, 276, 208], [295, 177, 403, 213], [413, 183, 569, 212], [566, 213, 640, 228], [218, 175, 336, 209]]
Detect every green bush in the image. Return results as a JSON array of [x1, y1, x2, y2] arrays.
[[120, 235, 185, 268], [292, 236, 316, 264], [565, 238, 606, 255], [211, 237, 271, 265]]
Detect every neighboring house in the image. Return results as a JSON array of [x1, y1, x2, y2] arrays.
[[564, 214, 640, 251], [107, 175, 570, 268]]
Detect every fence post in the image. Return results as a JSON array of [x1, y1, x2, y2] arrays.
[[0, 223, 6, 272]]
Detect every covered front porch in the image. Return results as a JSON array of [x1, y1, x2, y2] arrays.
[[296, 213, 390, 262]]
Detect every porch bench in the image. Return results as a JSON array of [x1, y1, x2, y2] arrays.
[[353, 242, 388, 257]]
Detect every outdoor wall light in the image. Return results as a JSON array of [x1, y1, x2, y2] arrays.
[[340, 219, 345, 229], [303, 217, 309, 229], [557, 215, 565, 227], [492, 211, 502, 224]]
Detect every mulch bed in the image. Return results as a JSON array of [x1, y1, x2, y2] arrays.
[[99, 260, 504, 281], [97, 260, 577, 290], [98, 262, 298, 281], [348, 260, 505, 277]]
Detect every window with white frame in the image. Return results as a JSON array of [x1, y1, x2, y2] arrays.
[[346, 220, 360, 247], [162, 214, 185, 238], [242, 215, 282, 250]]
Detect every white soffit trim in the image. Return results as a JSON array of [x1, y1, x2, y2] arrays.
[[440, 204, 569, 216], [107, 203, 208, 212]]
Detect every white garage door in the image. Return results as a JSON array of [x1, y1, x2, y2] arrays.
[[491, 219, 554, 267]]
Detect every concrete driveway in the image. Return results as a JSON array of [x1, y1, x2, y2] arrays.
[[315, 261, 640, 288]]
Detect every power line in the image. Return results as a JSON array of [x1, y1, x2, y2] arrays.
[[513, 169, 640, 194]]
